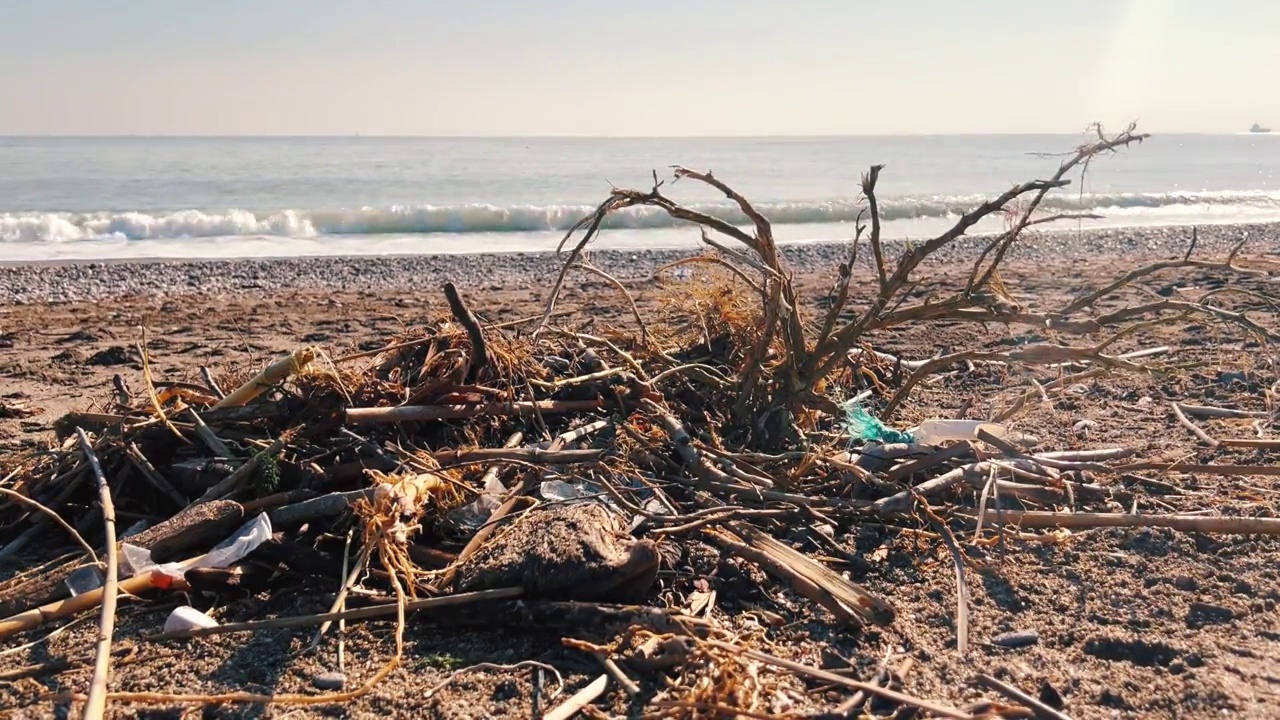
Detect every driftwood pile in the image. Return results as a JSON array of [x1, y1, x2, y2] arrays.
[[4, 124, 1280, 718]]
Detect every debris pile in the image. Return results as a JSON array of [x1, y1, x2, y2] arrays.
[[4, 125, 1280, 718]]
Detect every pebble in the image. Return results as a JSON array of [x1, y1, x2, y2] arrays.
[[4, 222, 1278, 305], [1173, 575, 1198, 591], [991, 629, 1040, 648], [312, 671, 347, 690]]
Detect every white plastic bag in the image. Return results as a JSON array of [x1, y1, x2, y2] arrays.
[[123, 513, 273, 579]]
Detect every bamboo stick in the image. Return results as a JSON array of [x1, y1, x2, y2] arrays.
[[988, 510, 1280, 535], [77, 428, 117, 720], [213, 347, 317, 409]]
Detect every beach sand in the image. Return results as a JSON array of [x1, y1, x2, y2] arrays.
[[2, 223, 1280, 718]]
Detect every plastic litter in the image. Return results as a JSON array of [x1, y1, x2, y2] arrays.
[[910, 419, 1039, 448], [913, 419, 1009, 445], [65, 565, 104, 596], [123, 512, 273, 580], [446, 471, 507, 530], [164, 605, 219, 633], [540, 479, 595, 502], [844, 402, 914, 445]]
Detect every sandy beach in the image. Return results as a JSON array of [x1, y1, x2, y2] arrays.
[[3, 221, 1280, 717]]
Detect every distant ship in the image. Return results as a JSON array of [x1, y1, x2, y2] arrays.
[[1250, 123, 1271, 133]]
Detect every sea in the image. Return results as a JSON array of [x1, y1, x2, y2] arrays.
[[1, 134, 1278, 262]]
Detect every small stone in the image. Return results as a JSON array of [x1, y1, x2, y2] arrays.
[[312, 671, 347, 690], [991, 629, 1040, 648], [1173, 575, 1197, 591], [1186, 601, 1234, 628], [1038, 681, 1065, 710]]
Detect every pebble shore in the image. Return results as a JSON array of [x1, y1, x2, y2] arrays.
[[2, 222, 1276, 305]]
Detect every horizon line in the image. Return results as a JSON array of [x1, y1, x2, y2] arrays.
[[0, 130, 1254, 140]]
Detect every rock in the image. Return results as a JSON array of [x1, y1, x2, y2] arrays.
[[1173, 575, 1197, 591], [312, 671, 347, 690], [453, 501, 659, 602], [86, 346, 135, 366], [1038, 681, 1065, 710], [1186, 601, 1235, 628], [991, 629, 1040, 648]]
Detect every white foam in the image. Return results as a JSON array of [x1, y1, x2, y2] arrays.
[[3, 190, 1279, 246]]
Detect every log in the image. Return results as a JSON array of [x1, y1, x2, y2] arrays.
[[268, 488, 381, 527], [345, 399, 607, 425]]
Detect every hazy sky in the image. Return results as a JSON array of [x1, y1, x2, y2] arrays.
[[2, 0, 1277, 136]]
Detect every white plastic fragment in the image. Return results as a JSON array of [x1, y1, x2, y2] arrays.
[[164, 605, 219, 633], [912, 419, 1039, 448], [65, 565, 104, 596]]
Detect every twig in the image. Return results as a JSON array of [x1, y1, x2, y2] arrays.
[[1217, 438, 1280, 449], [976, 673, 1073, 720], [125, 443, 189, 508], [594, 652, 639, 696], [147, 587, 524, 641], [193, 430, 295, 504], [918, 497, 969, 655], [0, 571, 175, 641], [703, 639, 973, 719], [422, 661, 563, 701], [1171, 403, 1218, 446], [443, 282, 489, 383], [0, 488, 98, 563], [76, 428, 118, 720], [186, 409, 237, 458], [200, 366, 226, 399], [543, 674, 608, 720], [1176, 404, 1268, 419], [572, 260, 649, 344], [309, 540, 371, 650]]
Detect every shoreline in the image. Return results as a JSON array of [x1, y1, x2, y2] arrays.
[[2, 221, 1276, 304]]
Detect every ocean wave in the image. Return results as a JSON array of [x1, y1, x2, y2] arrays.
[[5, 190, 1280, 242]]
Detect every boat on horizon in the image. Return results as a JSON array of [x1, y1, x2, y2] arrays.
[[1250, 123, 1271, 133]]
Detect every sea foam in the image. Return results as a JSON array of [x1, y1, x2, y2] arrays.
[[4, 191, 1279, 243]]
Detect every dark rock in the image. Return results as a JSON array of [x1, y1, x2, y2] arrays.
[[86, 345, 135, 366], [1186, 601, 1235, 628], [991, 629, 1040, 648], [1039, 681, 1065, 710], [312, 671, 346, 690], [1082, 636, 1180, 667]]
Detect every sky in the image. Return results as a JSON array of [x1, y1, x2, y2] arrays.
[[1, 0, 1277, 136]]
